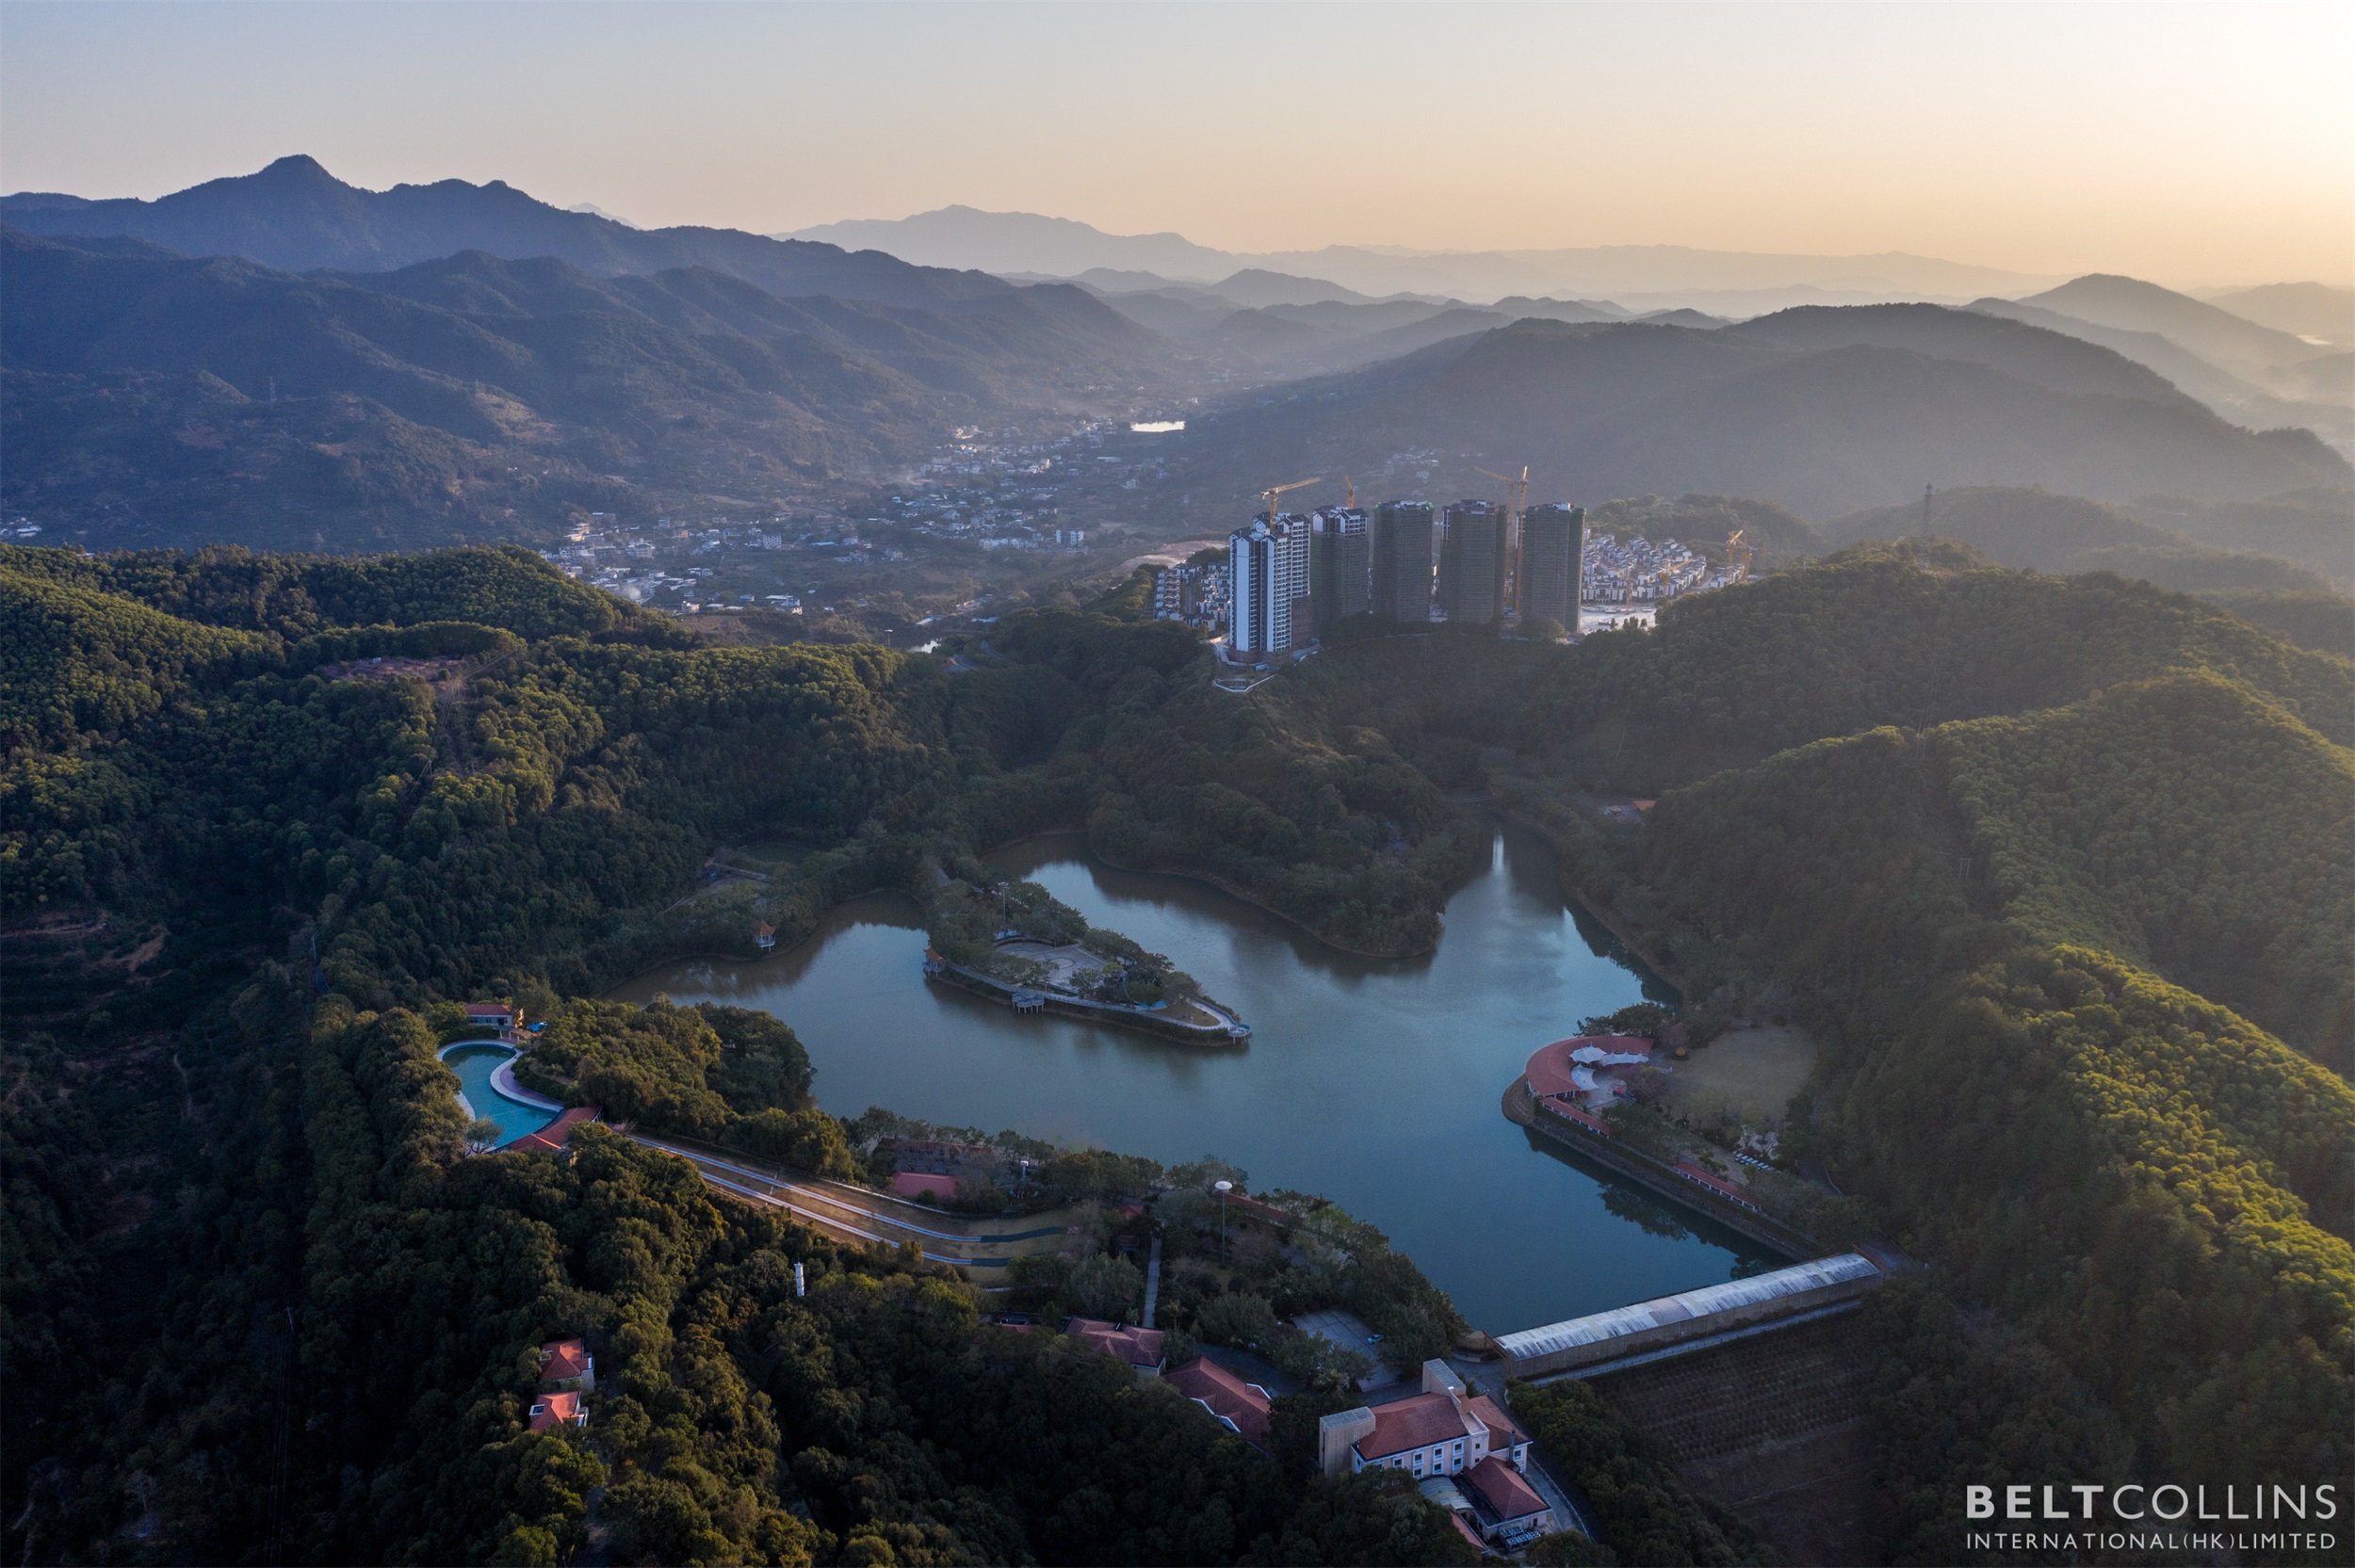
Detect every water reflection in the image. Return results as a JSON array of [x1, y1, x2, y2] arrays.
[[615, 818, 1782, 1331]]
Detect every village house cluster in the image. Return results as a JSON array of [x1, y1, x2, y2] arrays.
[[1581, 533, 1732, 604], [1150, 557, 1232, 627]]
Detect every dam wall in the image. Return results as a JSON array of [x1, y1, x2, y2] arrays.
[[1495, 1252, 1883, 1380]]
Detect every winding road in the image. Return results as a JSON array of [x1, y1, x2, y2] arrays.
[[623, 1131, 1081, 1269]]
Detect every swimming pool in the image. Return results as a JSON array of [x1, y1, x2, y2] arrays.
[[441, 1043, 560, 1146]]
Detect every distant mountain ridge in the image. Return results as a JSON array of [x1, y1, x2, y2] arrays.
[[2015, 274, 2326, 380], [0, 228, 1160, 552], [1, 154, 1013, 311], [784, 204, 2064, 304], [786, 204, 1237, 283], [2201, 282, 2355, 348], [1962, 275, 2355, 456]]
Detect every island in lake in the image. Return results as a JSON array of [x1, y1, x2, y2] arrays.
[[919, 867, 1251, 1041]]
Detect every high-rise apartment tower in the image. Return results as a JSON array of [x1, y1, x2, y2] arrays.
[[1438, 500, 1508, 625], [1371, 501, 1436, 623], [1517, 503, 1584, 632], [1308, 507, 1370, 624], [1229, 512, 1311, 656]]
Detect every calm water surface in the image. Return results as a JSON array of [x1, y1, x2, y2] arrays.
[[614, 820, 1779, 1332]]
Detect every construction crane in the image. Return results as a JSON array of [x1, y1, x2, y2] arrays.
[[1472, 465, 1529, 521], [1258, 477, 1324, 523], [1475, 465, 1531, 604], [1725, 527, 1756, 585], [1343, 474, 1356, 509]]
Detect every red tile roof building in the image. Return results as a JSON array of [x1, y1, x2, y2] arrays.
[[1164, 1357, 1274, 1450], [1224, 1191, 1291, 1229], [527, 1390, 586, 1433], [1673, 1159, 1762, 1211], [1317, 1362, 1534, 1481], [502, 1105, 597, 1156], [541, 1337, 593, 1390], [889, 1171, 961, 1202], [465, 1002, 518, 1038], [1464, 1455, 1554, 1541], [1065, 1317, 1168, 1382], [1523, 1035, 1653, 1112]]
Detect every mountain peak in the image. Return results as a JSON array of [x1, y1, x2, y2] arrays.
[[255, 154, 338, 184]]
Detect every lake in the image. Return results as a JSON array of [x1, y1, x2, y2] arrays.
[[612, 819, 1782, 1333]]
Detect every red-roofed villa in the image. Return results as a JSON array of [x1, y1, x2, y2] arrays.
[[541, 1337, 594, 1392], [527, 1390, 587, 1433], [1066, 1317, 1168, 1382]]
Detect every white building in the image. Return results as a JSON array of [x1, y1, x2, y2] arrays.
[[1317, 1361, 1533, 1481], [1229, 512, 1311, 657]]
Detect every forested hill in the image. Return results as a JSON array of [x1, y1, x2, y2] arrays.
[[1519, 540, 2354, 784], [0, 226, 1157, 553], [1505, 553, 2353, 1540], [5, 539, 2348, 1563], [1155, 306, 2351, 525], [1819, 484, 2353, 653], [2, 542, 1507, 1565]]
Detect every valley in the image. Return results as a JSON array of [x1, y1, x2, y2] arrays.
[[3, 139, 2351, 1568]]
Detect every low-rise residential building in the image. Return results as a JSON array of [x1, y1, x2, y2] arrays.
[[1165, 1357, 1273, 1450], [540, 1337, 594, 1392], [1066, 1318, 1168, 1382], [465, 1002, 518, 1039], [527, 1390, 588, 1433], [1317, 1362, 1532, 1480]]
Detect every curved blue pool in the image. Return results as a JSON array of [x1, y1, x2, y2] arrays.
[[443, 1043, 560, 1146]]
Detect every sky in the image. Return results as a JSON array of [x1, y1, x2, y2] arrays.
[[2, 2, 2348, 288]]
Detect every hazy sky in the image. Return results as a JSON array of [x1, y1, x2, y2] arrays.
[[3, 2, 2348, 286]]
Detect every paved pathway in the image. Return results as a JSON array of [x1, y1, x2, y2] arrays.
[[1143, 1235, 1162, 1327]]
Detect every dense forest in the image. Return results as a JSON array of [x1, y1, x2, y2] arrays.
[[5, 537, 2349, 1564], [2, 542, 1502, 1564]]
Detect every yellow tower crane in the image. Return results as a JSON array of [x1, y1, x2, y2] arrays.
[[1258, 477, 1324, 523], [1472, 465, 1528, 519], [1725, 527, 1756, 585]]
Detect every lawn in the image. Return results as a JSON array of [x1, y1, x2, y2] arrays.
[[1654, 1024, 1818, 1129]]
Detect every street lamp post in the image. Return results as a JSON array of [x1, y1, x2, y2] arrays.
[[1214, 1180, 1232, 1264]]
